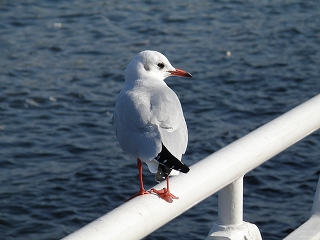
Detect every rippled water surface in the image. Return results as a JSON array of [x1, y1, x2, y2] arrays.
[[1, 1, 320, 239]]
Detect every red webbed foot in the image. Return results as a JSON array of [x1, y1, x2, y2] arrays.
[[150, 187, 179, 203]]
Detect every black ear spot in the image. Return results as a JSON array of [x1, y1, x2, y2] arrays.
[[157, 62, 165, 69], [144, 64, 150, 71]]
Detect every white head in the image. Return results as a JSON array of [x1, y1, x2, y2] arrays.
[[125, 50, 192, 83]]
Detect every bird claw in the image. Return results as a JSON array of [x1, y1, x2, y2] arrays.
[[150, 188, 179, 203]]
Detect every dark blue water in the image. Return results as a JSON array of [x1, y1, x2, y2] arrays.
[[1, 1, 320, 239]]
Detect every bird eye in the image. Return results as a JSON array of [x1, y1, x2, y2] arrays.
[[157, 62, 165, 69]]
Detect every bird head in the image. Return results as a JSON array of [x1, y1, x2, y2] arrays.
[[125, 50, 192, 83]]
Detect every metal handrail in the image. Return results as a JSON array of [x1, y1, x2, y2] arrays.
[[62, 94, 320, 240]]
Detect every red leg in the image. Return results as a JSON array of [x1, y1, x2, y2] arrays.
[[150, 176, 179, 203], [126, 158, 151, 201]]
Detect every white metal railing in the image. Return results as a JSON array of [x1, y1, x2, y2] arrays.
[[62, 94, 320, 240], [283, 175, 320, 240]]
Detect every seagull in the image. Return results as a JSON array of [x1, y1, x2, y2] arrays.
[[113, 50, 192, 203]]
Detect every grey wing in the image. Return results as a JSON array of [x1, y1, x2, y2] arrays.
[[150, 87, 188, 160], [113, 90, 162, 161]]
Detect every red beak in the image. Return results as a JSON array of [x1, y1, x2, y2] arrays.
[[168, 68, 192, 78]]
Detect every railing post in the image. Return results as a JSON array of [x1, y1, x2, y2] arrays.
[[311, 175, 320, 216], [283, 175, 320, 239], [206, 177, 262, 240], [218, 177, 243, 225]]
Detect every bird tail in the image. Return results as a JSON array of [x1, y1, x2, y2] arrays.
[[155, 144, 189, 182]]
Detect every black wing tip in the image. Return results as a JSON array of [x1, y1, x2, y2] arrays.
[[155, 164, 189, 183], [173, 164, 190, 174], [180, 165, 190, 173], [155, 144, 190, 174], [156, 165, 172, 183]]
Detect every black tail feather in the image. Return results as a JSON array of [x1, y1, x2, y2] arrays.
[[155, 165, 172, 183], [155, 144, 189, 182]]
